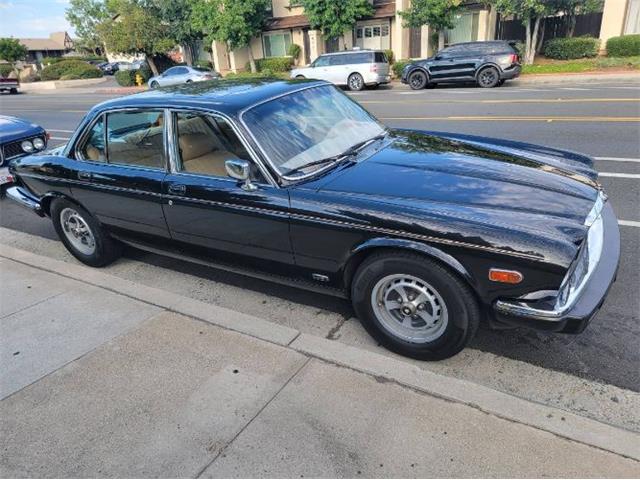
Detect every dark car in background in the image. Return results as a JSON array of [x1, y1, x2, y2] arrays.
[[401, 40, 521, 89], [0, 115, 48, 189], [0, 75, 19, 94], [5, 80, 619, 360]]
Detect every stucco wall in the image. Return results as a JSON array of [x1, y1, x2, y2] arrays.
[[600, 0, 629, 51]]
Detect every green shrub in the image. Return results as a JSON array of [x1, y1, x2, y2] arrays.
[[40, 60, 102, 81], [288, 43, 301, 61], [0, 63, 15, 77], [543, 36, 600, 60], [384, 49, 394, 64], [115, 67, 152, 86], [392, 59, 410, 78], [606, 34, 640, 57], [251, 56, 294, 72], [510, 41, 525, 56], [194, 60, 213, 69]]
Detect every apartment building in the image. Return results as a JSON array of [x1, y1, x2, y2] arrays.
[[210, 0, 497, 74]]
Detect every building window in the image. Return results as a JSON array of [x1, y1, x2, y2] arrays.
[[625, 0, 640, 34], [444, 12, 480, 46], [263, 32, 292, 57]]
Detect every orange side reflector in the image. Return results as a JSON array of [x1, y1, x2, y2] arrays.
[[489, 269, 523, 284]]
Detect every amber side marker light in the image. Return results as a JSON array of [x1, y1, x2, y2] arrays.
[[489, 268, 523, 284]]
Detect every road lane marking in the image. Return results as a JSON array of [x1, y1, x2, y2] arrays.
[[379, 116, 640, 122], [362, 97, 640, 105], [619, 220, 640, 228], [595, 157, 640, 163], [559, 87, 592, 91], [598, 172, 640, 178]]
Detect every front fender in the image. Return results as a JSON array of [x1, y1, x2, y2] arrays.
[[346, 237, 478, 291]]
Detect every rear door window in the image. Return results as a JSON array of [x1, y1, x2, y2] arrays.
[[349, 52, 372, 64], [106, 110, 165, 169]]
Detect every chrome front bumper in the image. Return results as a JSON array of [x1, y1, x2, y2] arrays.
[[5, 185, 44, 216], [493, 196, 619, 333]]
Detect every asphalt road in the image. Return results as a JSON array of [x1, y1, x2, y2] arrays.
[[1, 80, 639, 391]]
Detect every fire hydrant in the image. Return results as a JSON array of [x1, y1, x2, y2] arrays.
[[135, 72, 143, 86]]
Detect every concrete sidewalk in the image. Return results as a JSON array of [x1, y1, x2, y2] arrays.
[[1, 249, 639, 477]]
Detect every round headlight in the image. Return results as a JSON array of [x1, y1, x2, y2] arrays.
[[21, 140, 34, 153], [33, 137, 45, 150]]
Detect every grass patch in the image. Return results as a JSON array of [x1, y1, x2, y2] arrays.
[[522, 56, 640, 74]]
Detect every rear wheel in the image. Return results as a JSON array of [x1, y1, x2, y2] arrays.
[[295, 75, 305, 79], [477, 66, 500, 88], [150, 80, 159, 89], [51, 198, 121, 267], [9, 88, 18, 94], [351, 252, 480, 360], [408, 70, 427, 90], [347, 73, 364, 91]]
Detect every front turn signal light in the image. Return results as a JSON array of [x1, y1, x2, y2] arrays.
[[489, 268, 523, 284]]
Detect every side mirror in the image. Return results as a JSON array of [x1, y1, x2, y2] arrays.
[[225, 159, 257, 191], [435, 55, 443, 60]]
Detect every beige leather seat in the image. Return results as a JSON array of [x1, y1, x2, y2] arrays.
[[179, 131, 235, 177]]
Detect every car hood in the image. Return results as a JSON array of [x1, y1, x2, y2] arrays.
[[312, 130, 601, 267], [0, 115, 45, 144]]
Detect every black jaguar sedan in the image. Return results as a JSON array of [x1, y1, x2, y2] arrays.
[[6, 79, 619, 360]]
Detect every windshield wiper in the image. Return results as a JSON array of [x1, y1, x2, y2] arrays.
[[286, 131, 387, 178]]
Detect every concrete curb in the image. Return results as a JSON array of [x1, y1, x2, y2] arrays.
[[2, 243, 639, 461], [514, 71, 640, 84], [20, 77, 108, 91]]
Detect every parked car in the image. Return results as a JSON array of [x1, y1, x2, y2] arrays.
[[6, 79, 619, 360], [401, 40, 521, 89], [0, 115, 48, 190], [148, 66, 220, 88], [290, 49, 390, 91], [0, 74, 19, 94], [100, 61, 131, 75]]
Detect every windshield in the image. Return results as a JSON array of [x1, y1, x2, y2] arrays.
[[242, 85, 385, 177]]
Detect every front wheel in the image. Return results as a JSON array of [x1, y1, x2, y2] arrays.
[[351, 252, 480, 360], [9, 88, 18, 94], [408, 70, 427, 90], [477, 66, 500, 88], [51, 198, 121, 267], [347, 73, 364, 91], [150, 80, 159, 89]]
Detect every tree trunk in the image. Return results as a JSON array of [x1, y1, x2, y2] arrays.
[[147, 56, 160, 76], [536, 21, 546, 53], [438, 30, 445, 51], [247, 45, 256, 73], [568, 15, 577, 37], [524, 18, 533, 64], [528, 16, 541, 64]]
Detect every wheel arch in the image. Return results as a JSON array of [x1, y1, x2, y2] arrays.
[[41, 191, 83, 217], [408, 65, 429, 79], [342, 237, 479, 295], [474, 62, 502, 79]]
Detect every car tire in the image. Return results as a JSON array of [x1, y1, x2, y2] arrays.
[[186, 79, 193, 83], [150, 81, 159, 89], [351, 252, 480, 360], [408, 70, 428, 90], [477, 66, 500, 88], [497, 79, 505, 86], [51, 198, 121, 267], [295, 75, 305, 79], [9, 88, 18, 94], [347, 73, 365, 91]]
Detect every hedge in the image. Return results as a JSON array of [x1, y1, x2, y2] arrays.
[[606, 34, 640, 57], [384, 49, 394, 64], [115, 67, 152, 86], [40, 60, 103, 81], [543, 36, 600, 60], [0, 64, 15, 77], [249, 56, 294, 72], [392, 59, 410, 78], [287, 43, 301, 61]]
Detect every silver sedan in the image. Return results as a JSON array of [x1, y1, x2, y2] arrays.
[[148, 66, 220, 88]]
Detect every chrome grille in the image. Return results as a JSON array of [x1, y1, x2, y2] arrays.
[[0, 135, 46, 166]]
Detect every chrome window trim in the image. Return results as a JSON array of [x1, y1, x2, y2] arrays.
[[165, 106, 278, 188], [238, 82, 385, 183]]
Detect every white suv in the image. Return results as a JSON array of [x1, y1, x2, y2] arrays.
[[290, 50, 390, 91]]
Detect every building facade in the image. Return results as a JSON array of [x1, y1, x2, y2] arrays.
[[18, 32, 74, 62], [209, 0, 637, 74]]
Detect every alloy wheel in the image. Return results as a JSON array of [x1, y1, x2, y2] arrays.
[[370, 274, 449, 343], [60, 207, 96, 256], [478, 68, 498, 87]]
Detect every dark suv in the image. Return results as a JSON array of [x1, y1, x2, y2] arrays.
[[401, 41, 521, 89]]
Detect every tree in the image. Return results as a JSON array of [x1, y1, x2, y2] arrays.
[[0, 38, 28, 64], [154, 0, 203, 66], [490, 0, 559, 64], [399, 0, 462, 52], [65, 0, 109, 55], [192, 0, 270, 73], [556, 0, 603, 37], [97, 0, 175, 75], [301, 0, 374, 50]]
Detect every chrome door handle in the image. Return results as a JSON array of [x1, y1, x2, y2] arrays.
[[78, 171, 92, 180], [168, 184, 186, 195]]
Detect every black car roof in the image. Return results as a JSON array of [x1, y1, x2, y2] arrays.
[[91, 78, 328, 117]]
